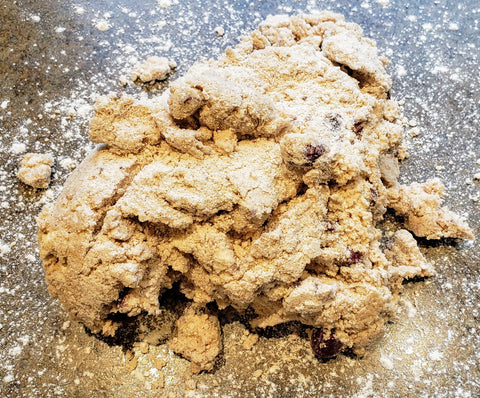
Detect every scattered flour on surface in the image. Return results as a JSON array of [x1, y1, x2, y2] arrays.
[[74, 6, 85, 15], [0, 241, 12, 256], [11, 143, 27, 154], [428, 350, 443, 361], [94, 19, 111, 31], [375, 0, 390, 7], [158, 0, 173, 8]]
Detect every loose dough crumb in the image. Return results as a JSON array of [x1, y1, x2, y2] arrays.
[[125, 354, 138, 372], [385, 229, 435, 290], [168, 307, 222, 373], [242, 333, 259, 350], [131, 56, 177, 83], [37, 12, 472, 370], [214, 26, 225, 37], [18, 153, 54, 189], [387, 179, 473, 240], [11, 142, 27, 154], [158, 0, 172, 8], [95, 19, 111, 32]]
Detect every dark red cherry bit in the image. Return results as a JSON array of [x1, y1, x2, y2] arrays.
[[370, 187, 378, 206], [311, 328, 343, 359], [304, 144, 326, 165], [353, 122, 364, 136], [348, 249, 362, 264], [324, 221, 336, 232]]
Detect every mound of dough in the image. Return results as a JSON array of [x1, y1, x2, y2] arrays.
[[38, 12, 472, 369]]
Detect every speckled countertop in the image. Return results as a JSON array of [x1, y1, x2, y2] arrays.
[[0, 0, 479, 397]]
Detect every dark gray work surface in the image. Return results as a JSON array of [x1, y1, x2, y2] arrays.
[[0, 0, 479, 396]]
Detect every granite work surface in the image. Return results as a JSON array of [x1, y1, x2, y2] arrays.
[[0, 0, 479, 397]]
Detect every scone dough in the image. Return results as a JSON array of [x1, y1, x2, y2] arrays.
[[38, 12, 472, 369], [168, 307, 222, 373], [131, 56, 177, 83], [18, 153, 54, 189]]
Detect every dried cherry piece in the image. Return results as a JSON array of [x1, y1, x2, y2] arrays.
[[348, 249, 362, 264], [324, 221, 336, 232], [311, 328, 343, 359], [353, 122, 364, 136], [305, 144, 326, 165], [370, 187, 378, 206]]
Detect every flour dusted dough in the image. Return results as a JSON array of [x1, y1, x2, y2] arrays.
[[168, 307, 222, 373], [18, 153, 54, 189], [131, 56, 177, 83], [38, 12, 472, 369]]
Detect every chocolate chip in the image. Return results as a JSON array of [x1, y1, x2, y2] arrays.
[[386, 90, 391, 99], [305, 144, 326, 165], [311, 328, 343, 359]]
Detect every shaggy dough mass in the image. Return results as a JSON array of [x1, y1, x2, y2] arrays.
[[37, 12, 472, 371]]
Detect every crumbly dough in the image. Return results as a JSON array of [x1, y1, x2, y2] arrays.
[[18, 152, 54, 189], [168, 307, 222, 373], [387, 179, 472, 240], [131, 56, 177, 83], [37, 12, 472, 369], [384, 229, 435, 290]]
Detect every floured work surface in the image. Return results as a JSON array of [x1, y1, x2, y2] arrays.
[[37, 12, 472, 373]]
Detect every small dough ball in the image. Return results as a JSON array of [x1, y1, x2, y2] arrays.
[[168, 69, 288, 137], [17, 153, 54, 189], [131, 56, 177, 83]]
